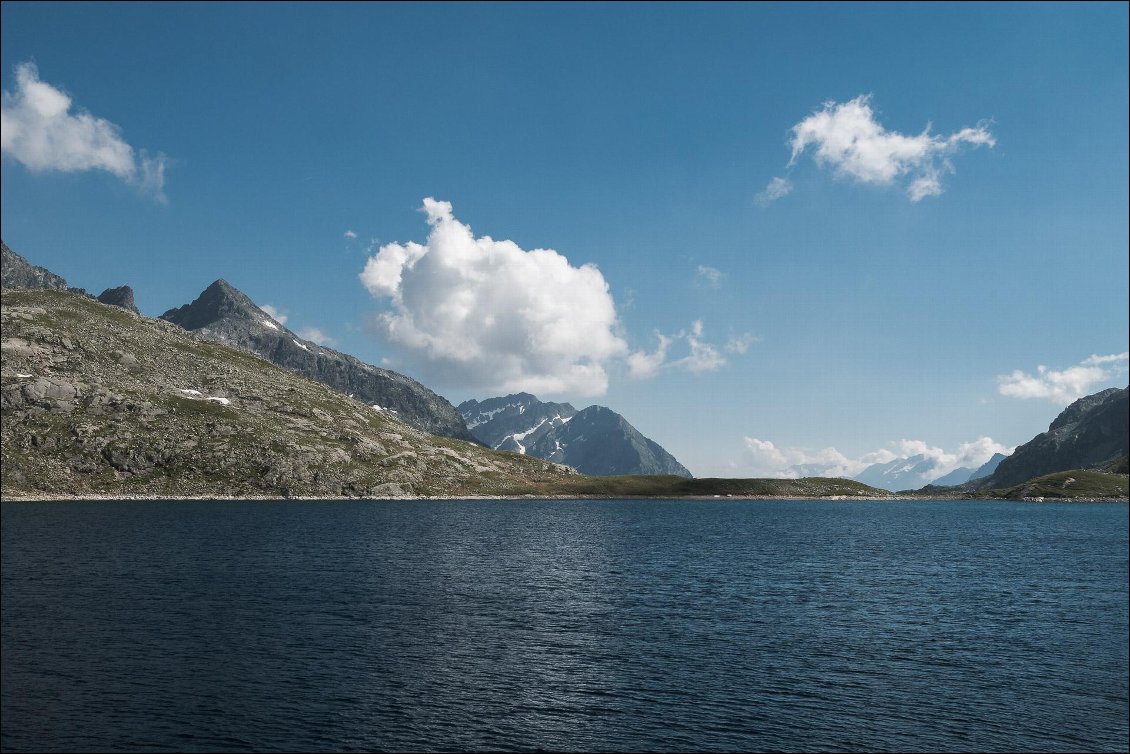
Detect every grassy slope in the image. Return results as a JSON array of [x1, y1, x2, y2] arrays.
[[987, 469, 1129, 500]]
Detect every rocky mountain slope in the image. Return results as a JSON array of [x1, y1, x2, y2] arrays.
[[159, 279, 475, 442], [972, 387, 1129, 489], [1, 289, 577, 499], [459, 393, 692, 477], [2, 240, 139, 314]]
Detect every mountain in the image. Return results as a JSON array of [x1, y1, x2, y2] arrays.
[[930, 466, 976, 487], [970, 452, 1006, 481], [2, 240, 70, 291], [96, 285, 140, 315], [853, 454, 938, 491], [2, 240, 141, 315], [459, 393, 692, 477], [974, 387, 1129, 489], [159, 279, 475, 442], [0, 288, 577, 499]]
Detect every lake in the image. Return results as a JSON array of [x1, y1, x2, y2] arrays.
[[2, 498, 1127, 752]]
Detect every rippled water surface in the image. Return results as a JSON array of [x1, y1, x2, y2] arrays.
[[2, 499, 1127, 752]]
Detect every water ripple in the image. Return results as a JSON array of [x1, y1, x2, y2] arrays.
[[2, 499, 1127, 752]]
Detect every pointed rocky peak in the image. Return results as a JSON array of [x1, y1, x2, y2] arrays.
[[159, 279, 270, 330], [97, 285, 140, 315]]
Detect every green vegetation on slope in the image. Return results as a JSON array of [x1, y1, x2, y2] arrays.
[[987, 469, 1129, 500]]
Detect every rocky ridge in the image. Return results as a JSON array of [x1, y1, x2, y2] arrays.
[[971, 387, 1129, 489], [159, 279, 475, 442]]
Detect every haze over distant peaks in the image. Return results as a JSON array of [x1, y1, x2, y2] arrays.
[[459, 393, 692, 477]]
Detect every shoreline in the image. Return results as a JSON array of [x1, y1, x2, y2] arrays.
[[3, 493, 1126, 503]]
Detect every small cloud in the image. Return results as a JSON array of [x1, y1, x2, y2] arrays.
[[259, 304, 288, 326], [627, 320, 732, 379], [1, 62, 169, 201], [344, 230, 358, 240], [725, 333, 757, 354], [695, 265, 723, 289], [296, 326, 335, 346], [626, 332, 671, 380], [755, 176, 793, 206], [997, 352, 1128, 404], [783, 94, 993, 201]]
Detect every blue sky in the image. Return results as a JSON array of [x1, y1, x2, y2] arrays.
[[3, 2, 1127, 478]]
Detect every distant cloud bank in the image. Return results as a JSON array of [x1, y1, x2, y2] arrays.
[[998, 352, 1129, 404], [1, 62, 168, 201], [761, 94, 994, 203], [740, 435, 1012, 482]]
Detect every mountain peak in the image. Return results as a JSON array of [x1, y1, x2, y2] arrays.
[[460, 393, 691, 477], [160, 279, 265, 330], [159, 279, 475, 442]]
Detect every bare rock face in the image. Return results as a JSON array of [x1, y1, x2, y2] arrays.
[[976, 387, 1129, 489], [160, 280, 476, 442], [2, 241, 70, 291], [97, 286, 140, 315]]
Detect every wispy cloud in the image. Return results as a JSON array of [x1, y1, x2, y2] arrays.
[[1, 62, 169, 201], [998, 352, 1128, 404], [695, 265, 723, 288], [296, 326, 335, 347], [361, 198, 627, 397], [259, 304, 288, 326], [755, 176, 793, 206], [781, 94, 993, 201], [628, 320, 750, 379], [344, 230, 358, 240], [725, 333, 757, 354]]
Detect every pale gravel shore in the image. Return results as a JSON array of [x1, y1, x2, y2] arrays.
[[5, 493, 1122, 503]]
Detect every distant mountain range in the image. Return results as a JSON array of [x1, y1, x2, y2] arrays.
[[459, 393, 692, 477], [158, 279, 475, 442], [856, 451, 1009, 491]]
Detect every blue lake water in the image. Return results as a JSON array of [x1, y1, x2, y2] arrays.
[[2, 498, 1127, 752]]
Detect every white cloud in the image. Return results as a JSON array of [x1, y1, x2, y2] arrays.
[[786, 94, 993, 201], [998, 352, 1129, 404], [1, 62, 168, 201], [695, 265, 723, 288], [755, 176, 793, 206], [259, 304, 288, 326], [739, 435, 1011, 482], [296, 326, 335, 346], [344, 230, 358, 240], [628, 320, 735, 379], [626, 332, 671, 380], [360, 198, 627, 397], [725, 333, 757, 354]]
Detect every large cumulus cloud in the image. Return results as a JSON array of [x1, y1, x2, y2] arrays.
[[360, 199, 628, 396]]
